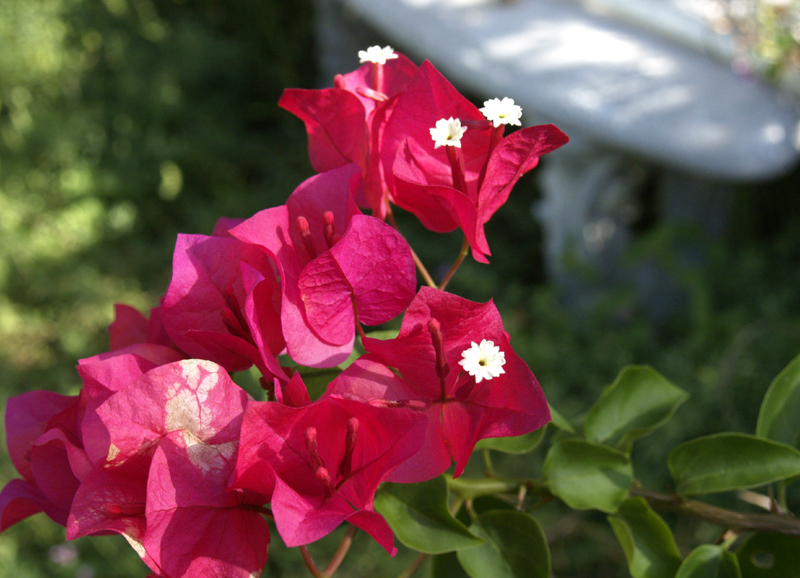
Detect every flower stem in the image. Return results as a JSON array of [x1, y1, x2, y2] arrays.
[[386, 204, 436, 288], [323, 525, 358, 577], [299, 545, 324, 578], [397, 552, 428, 578], [439, 236, 469, 291]]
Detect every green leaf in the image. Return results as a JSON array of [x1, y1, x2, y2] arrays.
[[585, 366, 688, 450], [431, 552, 471, 578], [543, 439, 632, 513], [756, 352, 800, 448], [676, 545, 741, 578], [668, 433, 800, 495], [374, 476, 484, 554], [548, 403, 576, 434], [475, 426, 546, 454], [736, 533, 800, 578], [607, 497, 683, 578], [457, 510, 550, 578]]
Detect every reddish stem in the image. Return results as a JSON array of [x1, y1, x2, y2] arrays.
[[323, 525, 358, 577], [439, 236, 470, 291], [386, 205, 436, 288]]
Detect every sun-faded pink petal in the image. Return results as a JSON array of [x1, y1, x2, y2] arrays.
[[97, 359, 249, 466], [78, 344, 185, 464], [67, 456, 149, 540], [144, 431, 269, 578]]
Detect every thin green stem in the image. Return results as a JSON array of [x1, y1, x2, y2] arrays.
[[438, 236, 469, 291], [482, 449, 495, 477], [386, 205, 436, 288]]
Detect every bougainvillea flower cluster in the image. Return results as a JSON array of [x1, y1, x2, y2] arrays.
[[1, 47, 565, 577]]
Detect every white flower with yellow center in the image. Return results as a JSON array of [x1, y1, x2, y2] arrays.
[[430, 117, 467, 149], [358, 45, 399, 65], [458, 339, 506, 383], [479, 97, 522, 128]]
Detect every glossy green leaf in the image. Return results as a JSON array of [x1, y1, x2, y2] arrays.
[[607, 497, 682, 578], [548, 403, 576, 434], [431, 552, 471, 578], [543, 439, 632, 513], [585, 366, 688, 449], [668, 433, 800, 495], [475, 426, 546, 454], [737, 533, 800, 578], [756, 352, 800, 448], [676, 545, 741, 578], [457, 511, 550, 578], [374, 476, 484, 554]]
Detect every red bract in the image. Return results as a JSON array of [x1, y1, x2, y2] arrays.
[[382, 61, 568, 263], [349, 287, 550, 478], [280, 51, 418, 218], [144, 431, 269, 578], [77, 343, 185, 464], [161, 233, 285, 378], [69, 359, 258, 576], [69, 359, 248, 531], [233, 388, 426, 554], [231, 164, 415, 367], [1, 391, 87, 531], [109, 303, 175, 352]]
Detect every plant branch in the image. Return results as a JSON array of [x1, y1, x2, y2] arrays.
[[386, 205, 436, 288], [438, 236, 469, 291], [449, 475, 800, 537], [631, 487, 800, 537]]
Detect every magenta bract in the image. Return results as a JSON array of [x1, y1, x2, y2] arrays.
[[161, 233, 285, 377], [231, 164, 415, 367], [233, 389, 426, 553], [359, 287, 551, 477]]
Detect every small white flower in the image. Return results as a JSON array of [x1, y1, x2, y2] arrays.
[[358, 45, 399, 65], [458, 339, 506, 383], [479, 97, 522, 128], [430, 117, 467, 148]]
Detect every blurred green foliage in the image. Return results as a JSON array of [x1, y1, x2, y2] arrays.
[[2, 0, 800, 577]]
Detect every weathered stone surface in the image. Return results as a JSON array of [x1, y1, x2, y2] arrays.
[[334, 0, 799, 180]]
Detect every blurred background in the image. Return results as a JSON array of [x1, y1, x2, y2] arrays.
[[1, 0, 800, 577]]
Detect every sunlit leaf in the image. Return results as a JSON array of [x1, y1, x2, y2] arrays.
[[585, 366, 688, 450], [668, 433, 800, 495], [736, 533, 800, 578], [544, 439, 632, 513], [675, 545, 740, 578], [374, 476, 483, 554], [475, 426, 546, 454], [457, 510, 550, 578], [607, 497, 682, 578], [756, 352, 800, 448]]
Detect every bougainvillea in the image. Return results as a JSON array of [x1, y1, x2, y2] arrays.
[[0, 47, 566, 578]]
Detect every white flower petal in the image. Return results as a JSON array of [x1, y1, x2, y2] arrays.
[[458, 339, 506, 383], [479, 97, 522, 128], [429, 117, 467, 149]]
